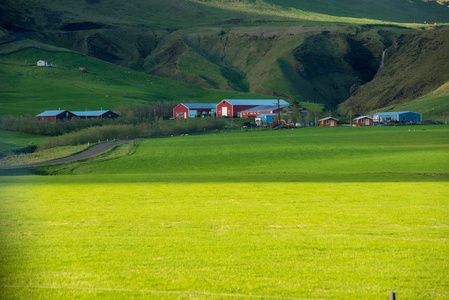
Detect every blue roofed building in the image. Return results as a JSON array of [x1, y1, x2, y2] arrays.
[[70, 110, 120, 119], [373, 111, 421, 124], [254, 113, 277, 126]]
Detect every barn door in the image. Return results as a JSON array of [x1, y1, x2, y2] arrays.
[[222, 106, 228, 116]]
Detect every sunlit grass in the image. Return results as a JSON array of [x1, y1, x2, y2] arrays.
[[0, 125, 448, 299], [0, 180, 448, 299], [46, 125, 449, 182]]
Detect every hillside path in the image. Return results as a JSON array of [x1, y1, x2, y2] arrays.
[[0, 139, 132, 169]]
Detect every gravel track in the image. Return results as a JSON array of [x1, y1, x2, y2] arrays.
[[0, 139, 132, 169]]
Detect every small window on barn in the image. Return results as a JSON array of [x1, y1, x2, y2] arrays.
[[326, 120, 329, 124], [228, 110, 231, 114]]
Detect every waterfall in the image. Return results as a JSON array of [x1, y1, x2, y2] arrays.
[[378, 49, 386, 70]]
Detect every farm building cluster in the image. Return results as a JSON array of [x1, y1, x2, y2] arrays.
[[36, 99, 422, 127], [173, 99, 422, 127], [318, 112, 422, 127], [36, 110, 119, 123]]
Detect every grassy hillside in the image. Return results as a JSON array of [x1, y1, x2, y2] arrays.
[[2, 0, 449, 31], [1, 126, 448, 299], [1, 0, 449, 115], [377, 81, 449, 122], [0, 47, 270, 116], [193, 0, 449, 24], [339, 26, 449, 117]]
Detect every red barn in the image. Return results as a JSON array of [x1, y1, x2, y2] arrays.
[[173, 103, 216, 119], [319, 117, 338, 127], [36, 110, 75, 122], [216, 99, 289, 117], [354, 116, 373, 126]]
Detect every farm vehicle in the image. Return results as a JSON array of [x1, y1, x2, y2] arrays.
[[271, 119, 294, 129]]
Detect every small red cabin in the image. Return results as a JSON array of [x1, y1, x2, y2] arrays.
[[173, 103, 216, 119], [36, 110, 75, 123], [319, 117, 338, 127], [354, 116, 373, 126]]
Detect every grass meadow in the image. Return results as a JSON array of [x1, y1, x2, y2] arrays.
[[0, 130, 47, 153], [0, 126, 448, 299]]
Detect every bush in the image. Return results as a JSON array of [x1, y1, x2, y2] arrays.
[[39, 118, 226, 150]]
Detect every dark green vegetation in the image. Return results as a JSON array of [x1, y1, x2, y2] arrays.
[[339, 26, 449, 118], [1, 126, 448, 299], [1, 0, 449, 117]]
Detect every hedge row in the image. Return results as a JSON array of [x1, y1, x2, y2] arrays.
[[39, 118, 226, 150]]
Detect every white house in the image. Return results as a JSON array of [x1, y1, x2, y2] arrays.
[[37, 60, 52, 67]]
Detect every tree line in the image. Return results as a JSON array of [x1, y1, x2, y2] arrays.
[[0, 101, 181, 136]]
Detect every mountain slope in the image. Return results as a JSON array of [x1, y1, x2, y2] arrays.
[[1, 0, 449, 116], [376, 81, 449, 122], [338, 26, 449, 116], [192, 0, 449, 24], [2, 0, 449, 31]]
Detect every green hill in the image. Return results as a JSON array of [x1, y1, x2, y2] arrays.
[[338, 26, 449, 119], [2, 0, 449, 30], [374, 81, 449, 122], [1, 0, 449, 116], [0, 46, 269, 116]]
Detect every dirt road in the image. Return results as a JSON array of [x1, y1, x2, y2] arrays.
[[0, 139, 132, 169]]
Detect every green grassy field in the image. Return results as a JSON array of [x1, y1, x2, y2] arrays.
[[0, 130, 48, 152], [0, 126, 448, 299], [0, 47, 270, 116]]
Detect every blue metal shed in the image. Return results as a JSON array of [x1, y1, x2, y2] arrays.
[[255, 113, 277, 125], [373, 111, 421, 123]]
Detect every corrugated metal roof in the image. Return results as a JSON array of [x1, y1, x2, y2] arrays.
[[36, 110, 67, 117], [255, 113, 277, 117], [373, 111, 415, 116], [181, 103, 216, 109], [354, 115, 373, 120], [241, 104, 288, 112], [71, 110, 115, 117], [223, 99, 289, 106], [319, 117, 338, 121]]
